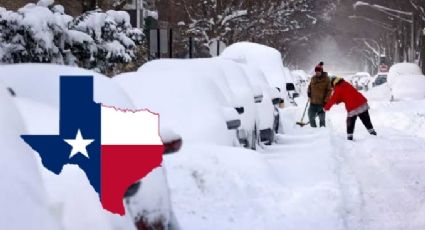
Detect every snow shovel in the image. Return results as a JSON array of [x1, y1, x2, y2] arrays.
[[296, 100, 309, 127]]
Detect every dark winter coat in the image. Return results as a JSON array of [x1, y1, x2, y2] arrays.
[[324, 79, 368, 112], [308, 74, 332, 105]]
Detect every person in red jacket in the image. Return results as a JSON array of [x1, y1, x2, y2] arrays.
[[324, 77, 377, 140]]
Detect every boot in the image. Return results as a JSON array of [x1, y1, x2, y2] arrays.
[[369, 129, 377, 136]]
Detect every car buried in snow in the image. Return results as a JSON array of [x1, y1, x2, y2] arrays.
[[220, 56, 282, 144], [115, 60, 243, 148], [388, 63, 425, 101], [352, 72, 371, 90], [371, 73, 388, 87], [129, 58, 271, 149], [0, 63, 181, 230], [0, 80, 61, 230]]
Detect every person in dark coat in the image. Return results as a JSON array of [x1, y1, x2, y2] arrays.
[[324, 77, 377, 140], [308, 66, 332, 127]]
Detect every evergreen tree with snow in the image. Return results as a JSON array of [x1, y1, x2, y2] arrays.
[[0, 0, 143, 75]]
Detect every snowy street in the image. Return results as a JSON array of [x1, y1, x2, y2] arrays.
[[165, 93, 425, 230], [2, 1, 425, 229], [264, 95, 425, 229]]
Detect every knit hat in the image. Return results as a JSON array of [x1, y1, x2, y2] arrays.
[[315, 66, 323, 72], [331, 76, 343, 87]]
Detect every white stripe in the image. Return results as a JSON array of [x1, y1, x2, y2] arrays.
[[101, 106, 162, 145]]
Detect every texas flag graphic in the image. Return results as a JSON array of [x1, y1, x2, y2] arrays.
[[21, 76, 164, 215]]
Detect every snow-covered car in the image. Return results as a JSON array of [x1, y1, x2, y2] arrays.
[[212, 57, 260, 148], [0, 64, 181, 230], [132, 58, 262, 149], [0, 80, 60, 230], [371, 73, 388, 87], [388, 63, 425, 100], [351, 72, 371, 90], [222, 57, 279, 145], [220, 42, 289, 103], [116, 60, 242, 147]]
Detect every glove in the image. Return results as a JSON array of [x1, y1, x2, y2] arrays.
[[318, 108, 326, 114]]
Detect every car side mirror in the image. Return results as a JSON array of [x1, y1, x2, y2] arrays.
[[272, 98, 281, 105], [163, 139, 182, 155], [226, 119, 241, 130], [286, 83, 295, 91], [235, 107, 244, 114], [160, 129, 183, 155], [222, 107, 242, 130]]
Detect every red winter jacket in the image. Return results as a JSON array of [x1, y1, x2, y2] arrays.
[[324, 80, 367, 112]]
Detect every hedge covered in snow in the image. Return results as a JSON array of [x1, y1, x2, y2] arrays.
[[0, 0, 143, 73]]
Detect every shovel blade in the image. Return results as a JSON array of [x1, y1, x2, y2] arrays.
[[296, 121, 309, 127]]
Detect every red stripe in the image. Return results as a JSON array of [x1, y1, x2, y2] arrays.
[[100, 145, 164, 215]]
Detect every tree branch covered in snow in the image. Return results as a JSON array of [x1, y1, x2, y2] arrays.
[[0, 0, 143, 74], [171, 0, 319, 56]]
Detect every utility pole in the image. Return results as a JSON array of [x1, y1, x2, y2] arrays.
[[136, 0, 144, 29], [411, 14, 415, 62]]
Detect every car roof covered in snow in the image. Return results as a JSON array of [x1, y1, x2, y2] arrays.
[[220, 42, 286, 90], [389, 63, 423, 77], [0, 63, 135, 110]]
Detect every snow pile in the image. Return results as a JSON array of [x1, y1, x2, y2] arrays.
[[125, 167, 172, 227], [369, 99, 425, 139], [292, 70, 309, 82], [364, 84, 392, 101], [390, 74, 425, 100], [0, 81, 59, 230], [388, 63, 425, 100], [164, 144, 289, 229], [0, 0, 143, 73]]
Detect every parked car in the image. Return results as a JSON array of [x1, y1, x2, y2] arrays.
[[132, 58, 264, 149], [212, 57, 260, 148], [372, 73, 388, 87], [116, 60, 243, 147], [351, 72, 371, 90], [223, 57, 279, 145], [0, 64, 181, 230], [388, 63, 425, 100], [0, 80, 60, 230], [220, 42, 289, 103]]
